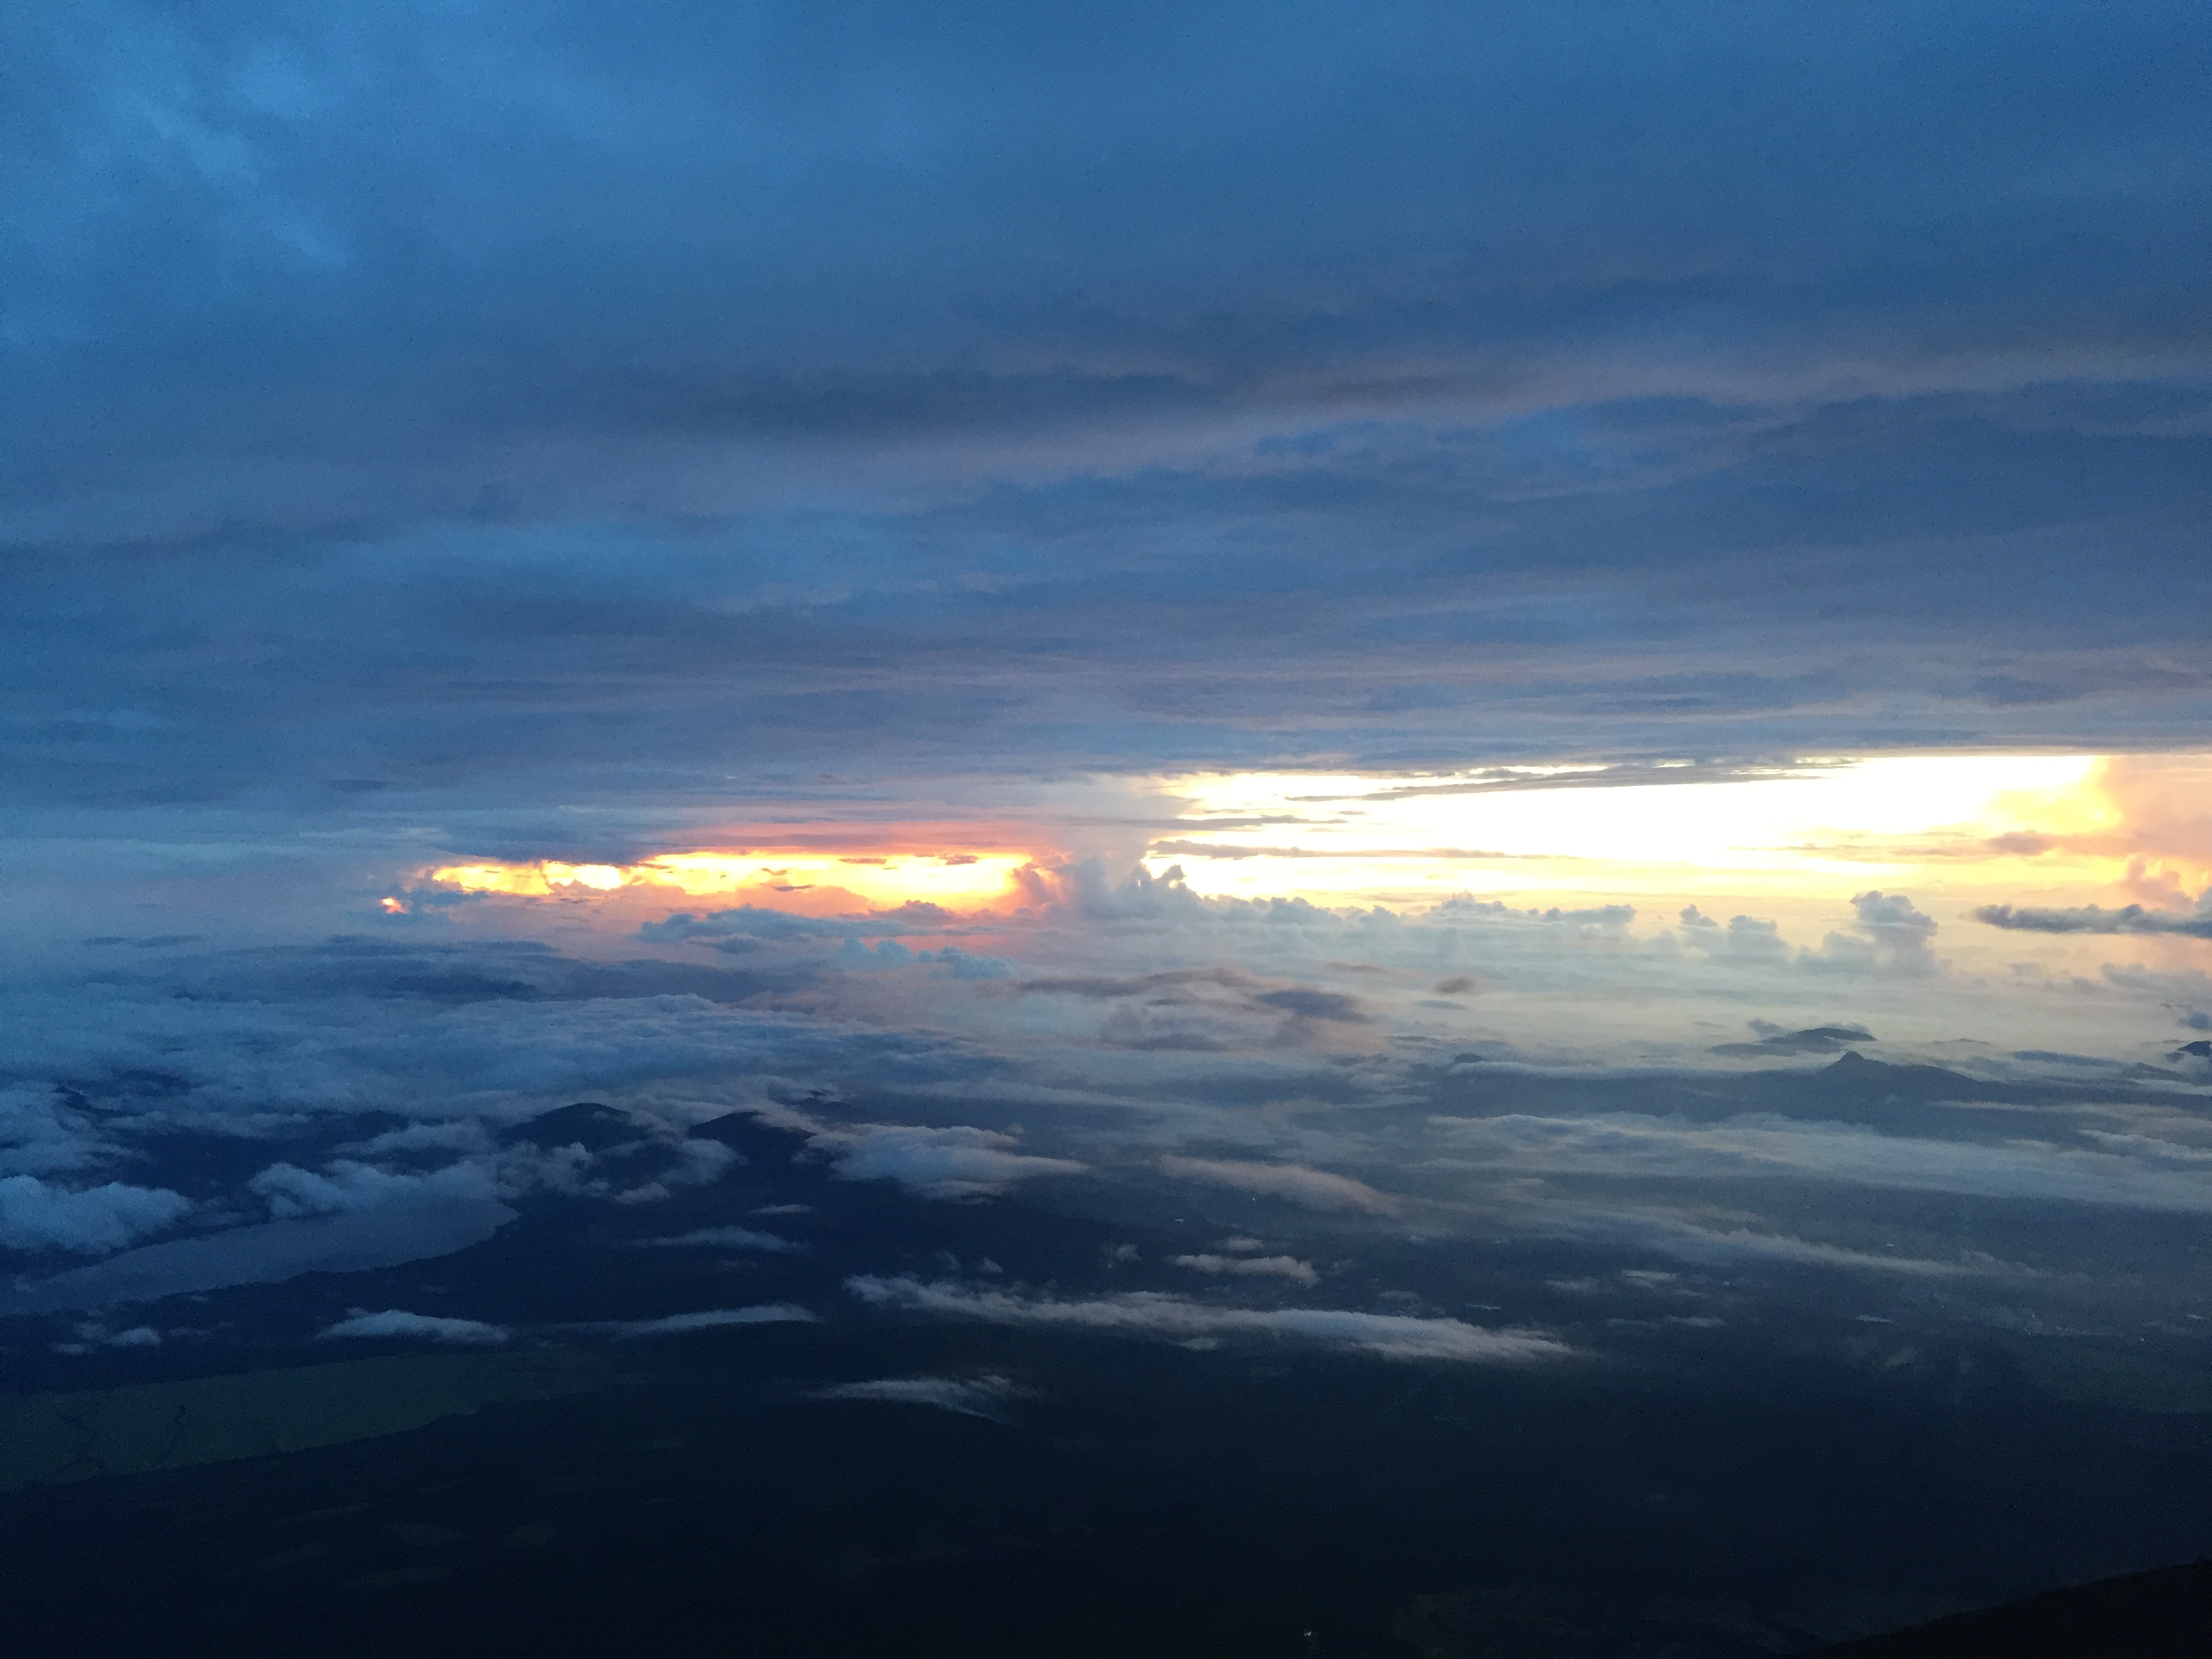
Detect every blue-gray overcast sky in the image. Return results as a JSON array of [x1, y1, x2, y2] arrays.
[[5, 0, 2209, 831]]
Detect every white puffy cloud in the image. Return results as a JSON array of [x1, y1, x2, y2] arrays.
[[1801, 890, 1942, 975], [1677, 906, 1790, 961], [819, 1124, 1084, 1200], [245, 1134, 714, 1221], [321, 1308, 511, 1344], [1158, 1155, 1399, 1214], [249, 1158, 506, 1217], [848, 1275, 1568, 1364], [0, 1175, 191, 1254]]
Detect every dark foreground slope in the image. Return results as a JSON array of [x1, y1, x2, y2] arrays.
[[1822, 1560, 2212, 1658], [5, 1104, 2210, 1658]]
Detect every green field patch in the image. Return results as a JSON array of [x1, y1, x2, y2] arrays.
[[0, 1349, 611, 1492]]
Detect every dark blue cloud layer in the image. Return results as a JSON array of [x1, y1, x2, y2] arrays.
[[1978, 900, 2212, 939], [4, 2, 2208, 821]]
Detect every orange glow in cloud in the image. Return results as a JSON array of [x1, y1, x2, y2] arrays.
[[426, 851, 1032, 911], [408, 753, 2209, 928], [2076, 754, 2212, 898]]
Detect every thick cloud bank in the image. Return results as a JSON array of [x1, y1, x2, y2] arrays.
[[2, 876, 2207, 1343], [1978, 900, 2212, 939], [4, 1, 2209, 842]]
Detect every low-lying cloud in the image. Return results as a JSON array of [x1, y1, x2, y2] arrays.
[[819, 1124, 1084, 1200], [1170, 1252, 1320, 1285], [847, 1275, 1567, 1364], [809, 1374, 1035, 1420], [590, 1305, 819, 1339], [321, 1308, 512, 1344], [1429, 1111, 2212, 1212], [1158, 1157, 1400, 1214], [624, 1225, 801, 1252], [0, 1176, 191, 1255]]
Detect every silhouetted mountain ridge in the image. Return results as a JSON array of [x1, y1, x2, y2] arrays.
[[1820, 1558, 2212, 1657]]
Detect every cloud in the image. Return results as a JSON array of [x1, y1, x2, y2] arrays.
[[1170, 1253, 1319, 1286], [1033, 861, 1211, 922], [923, 946, 1018, 981], [591, 1305, 819, 1339], [1710, 1021, 1875, 1058], [1428, 1111, 2212, 1212], [2, 0, 2207, 832], [1008, 959, 1380, 1052], [840, 938, 917, 969], [1251, 988, 1368, 1023], [1158, 1156, 1399, 1214], [623, 1225, 801, 1252], [847, 1276, 1567, 1364], [1148, 841, 1513, 862], [0, 1085, 108, 1178], [1801, 892, 1942, 975], [49, 1319, 169, 1355], [1551, 1213, 1991, 1279], [832, 937, 1013, 977], [1678, 907, 1792, 962], [0, 1197, 517, 1315], [248, 1159, 506, 1218], [809, 1374, 1035, 1420], [1428, 898, 1638, 930], [1, 977, 833, 1126], [639, 906, 928, 946], [816, 1124, 1084, 1200], [243, 1132, 689, 1218], [320, 1309, 511, 1345], [0, 1176, 190, 1254], [1974, 899, 2212, 939]]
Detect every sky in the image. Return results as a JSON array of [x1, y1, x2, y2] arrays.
[[4, 3, 2212, 1373]]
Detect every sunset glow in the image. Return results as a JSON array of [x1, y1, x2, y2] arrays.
[[1143, 754, 2125, 902], [426, 851, 1033, 909], [407, 752, 2211, 926]]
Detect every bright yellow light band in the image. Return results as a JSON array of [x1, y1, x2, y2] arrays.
[[425, 852, 1029, 908], [1145, 754, 2127, 901]]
